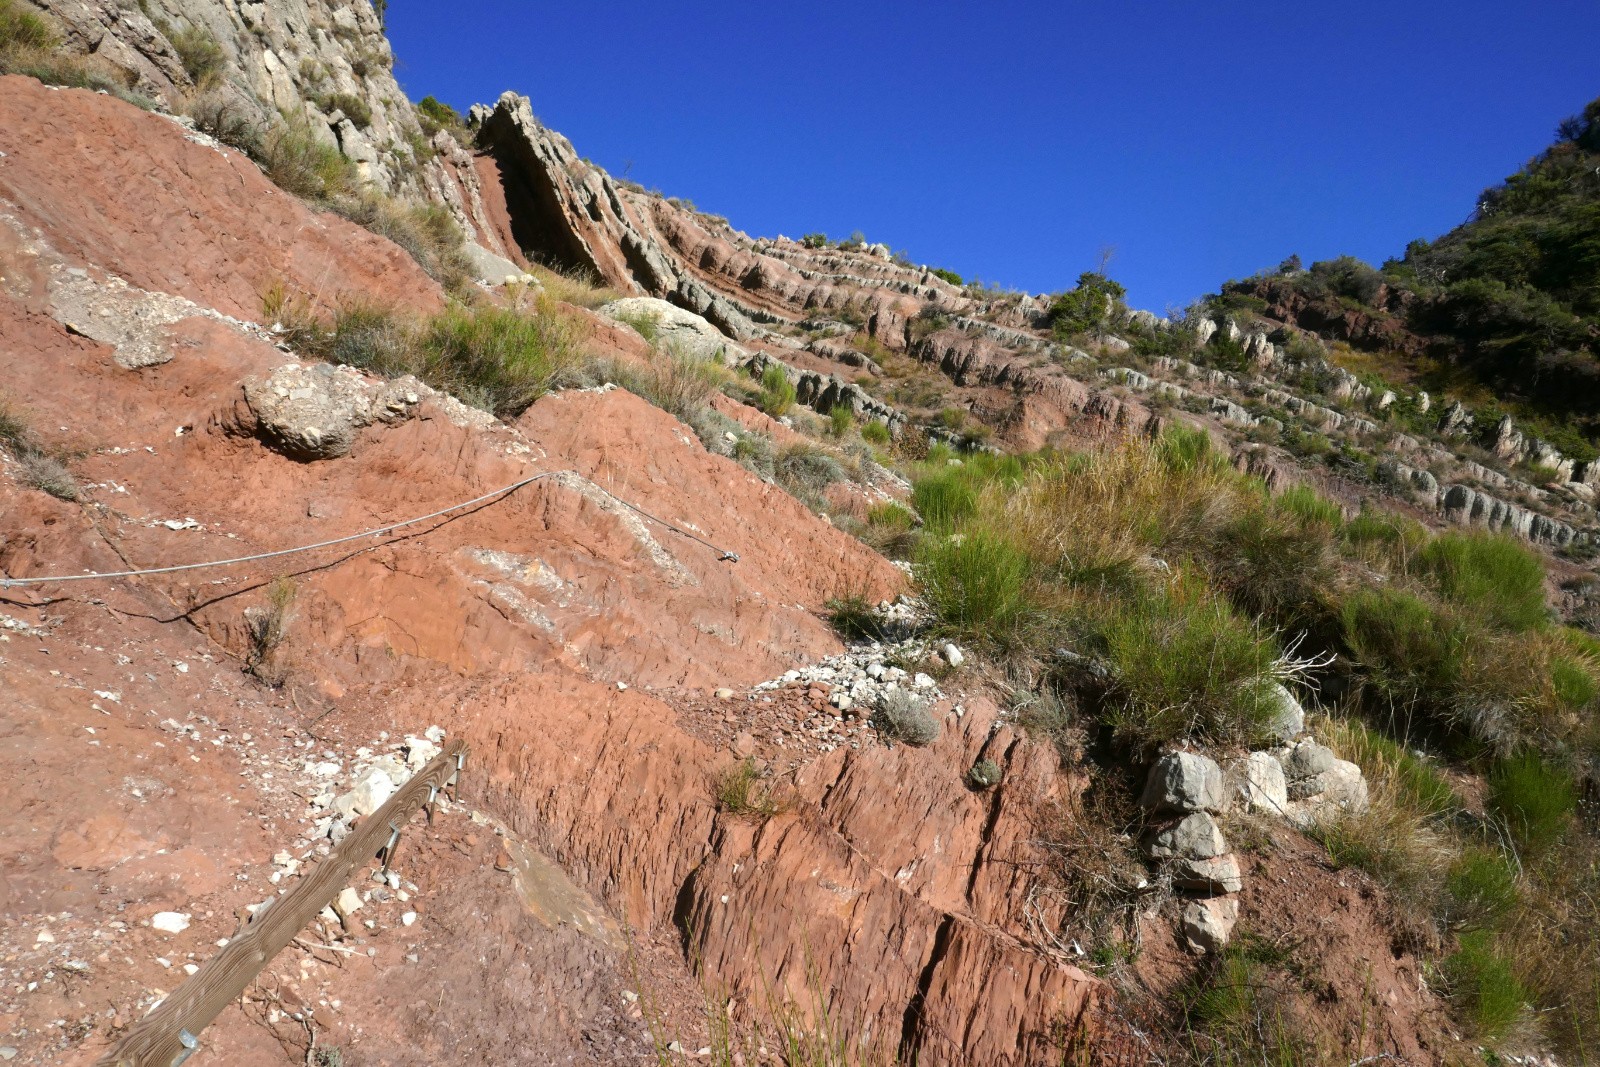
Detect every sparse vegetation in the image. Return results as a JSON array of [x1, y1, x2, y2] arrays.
[[713, 758, 786, 819], [871, 690, 940, 747], [327, 195, 471, 291], [244, 578, 297, 687], [0, 395, 80, 501], [257, 290, 588, 419], [0, 0, 151, 105]]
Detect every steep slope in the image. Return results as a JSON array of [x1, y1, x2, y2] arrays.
[[0, 79, 1136, 1066]]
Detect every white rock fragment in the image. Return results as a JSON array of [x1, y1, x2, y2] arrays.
[[150, 912, 190, 934]]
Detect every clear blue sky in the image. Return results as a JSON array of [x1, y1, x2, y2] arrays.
[[385, 1, 1600, 313]]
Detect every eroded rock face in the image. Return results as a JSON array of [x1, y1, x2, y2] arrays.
[[28, 0, 428, 191]]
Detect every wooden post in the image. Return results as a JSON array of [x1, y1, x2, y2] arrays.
[[97, 740, 466, 1067]]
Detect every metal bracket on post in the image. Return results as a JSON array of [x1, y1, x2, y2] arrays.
[[380, 822, 401, 876], [425, 783, 439, 826]]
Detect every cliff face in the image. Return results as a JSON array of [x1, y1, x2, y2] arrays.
[[23, 0, 425, 190]]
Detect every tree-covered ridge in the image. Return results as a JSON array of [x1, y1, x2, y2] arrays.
[[1219, 96, 1600, 436]]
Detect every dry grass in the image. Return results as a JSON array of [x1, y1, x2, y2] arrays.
[[527, 262, 623, 309], [257, 288, 589, 418], [712, 759, 787, 819]]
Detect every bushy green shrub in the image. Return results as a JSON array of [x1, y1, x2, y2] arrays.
[[167, 22, 225, 87], [1341, 588, 1466, 708], [917, 530, 1033, 638], [257, 115, 356, 200], [757, 364, 796, 416], [714, 758, 785, 819], [1047, 271, 1125, 339], [1415, 532, 1548, 632], [319, 91, 373, 129], [966, 759, 1002, 789], [911, 467, 978, 534], [1444, 848, 1520, 930], [0, 0, 56, 51], [416, 301, 585, 416], [774, 442, 845, 496], [1488, 752, 1575, 854], [826, 405, 854, 438], [930, 267, 963, 286], [1099, 576, 1280, 748], [861, 419, 891, 446], [1442, 931, 1528, 1040]]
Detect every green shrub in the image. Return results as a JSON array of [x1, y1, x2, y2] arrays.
[[1445, 848, 1520, 930], [1488, 752, 1575, 854], [418, 302, 583, 416], [714, 758, 785, 819], [167, 22, 225, 87], [1099, 577, 1280, 748], [415, 95, 469, 141], [1549, 654, 1598, 710], [966, 759, 1002, 789], [911, 467, 978, 534], [0, 0, 56, 50], [800, 233, 827, 249], [1275, 484, 1343, 528], [825, 593, 890, 642], [257, 115, 356, 200], [1155, 424, 1222, 475], [757, 364, 796, 416], [1211, 498, 1338, 629], [930, 267, 963, 286], [1341, 588, 1465, 708], [917, 529, 1033, 638], [860, 420, 891, 446], [872, 690, 940, 747], [1442, 930, 1528, 1040], [826, 405, 854, 438], [1415, 532, 1548, 633], [319, 91, 372, 129], [1047, 271, 1125, 339], [774, 442, 845, 498], [866, 501, 915, 531]]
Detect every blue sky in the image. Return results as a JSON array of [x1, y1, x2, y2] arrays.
[[386, 1, 1600, 313]]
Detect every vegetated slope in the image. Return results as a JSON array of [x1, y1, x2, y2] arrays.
[[2, 11, 1597, 1066], [1218, 96, 1600, 450]]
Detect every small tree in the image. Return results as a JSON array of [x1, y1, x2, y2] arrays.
[[1048, 271, 1126, 340]]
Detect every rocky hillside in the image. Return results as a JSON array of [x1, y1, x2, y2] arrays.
[[2, 11, 1598, 1067], [13, 0, 425, 190]]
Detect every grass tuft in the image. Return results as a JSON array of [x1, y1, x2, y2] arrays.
[[713, 758, 786, 819]]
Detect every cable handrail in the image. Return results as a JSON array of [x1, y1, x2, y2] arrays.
[[1, 469, 738, 589]]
